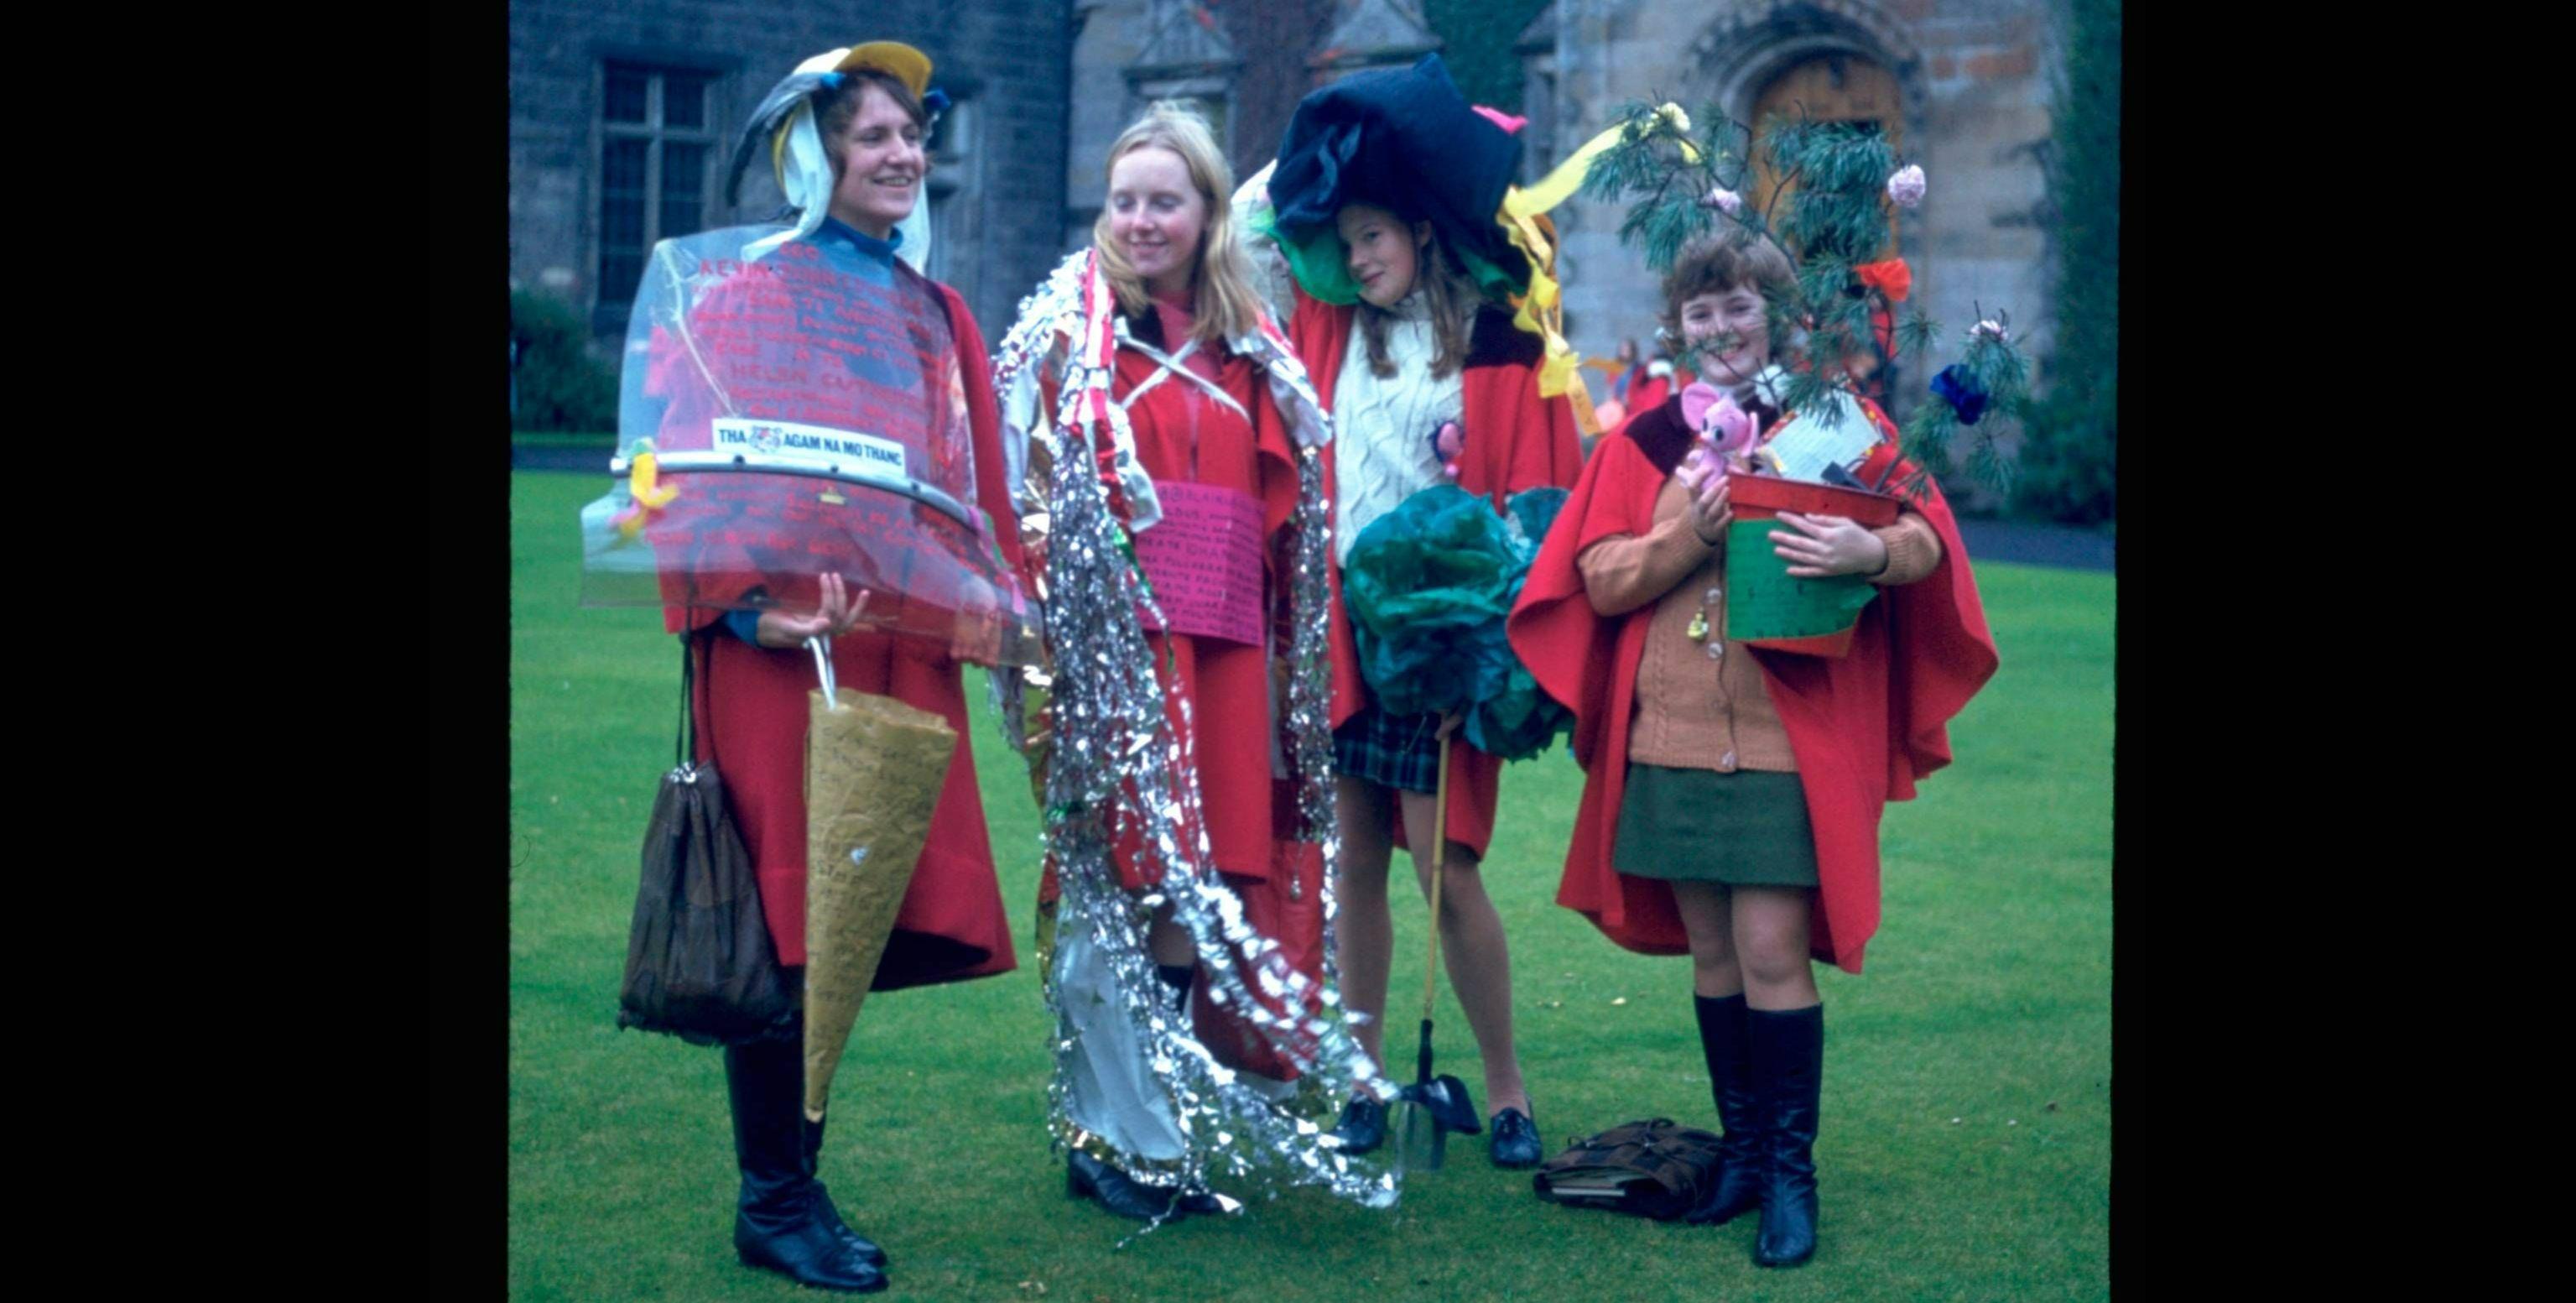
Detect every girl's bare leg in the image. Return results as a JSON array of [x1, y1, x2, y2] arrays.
[[1730, 885, 1821, 1010], [1397, 789, 1529, 1117], [1670, 881, 1746, 998], [1334, 773, 1397, 1070]]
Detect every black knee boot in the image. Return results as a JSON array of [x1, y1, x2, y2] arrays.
[[1684, 993, 1765, 1226], [726, 1037, 887, 1292], [802, 1110, 887, 1267], [1748, 1003, 1824, 1268]]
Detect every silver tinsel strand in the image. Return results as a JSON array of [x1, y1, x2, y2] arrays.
[[991, 254, 1399, 1234]]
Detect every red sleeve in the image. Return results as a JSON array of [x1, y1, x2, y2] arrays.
[[937, 283, 1025, 579], [1507, 432, 1662, 768]]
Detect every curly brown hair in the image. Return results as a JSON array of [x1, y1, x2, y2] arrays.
[[814, 69, 929, 160], [1657, 232, 1795, 341]]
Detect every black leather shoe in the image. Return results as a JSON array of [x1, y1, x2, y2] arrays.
[[1328, 1097, 1387, 1154], [1176, 1189, 1237, 1216], [1684, 993, 1765, 1227], [1487, 1108, 1543, 1168], [726, 1040, 888, 1292], [1066, 1151, 1184, 1221], [1749, 1004, 1824, 1269], [804, 1114, 888, 1267]]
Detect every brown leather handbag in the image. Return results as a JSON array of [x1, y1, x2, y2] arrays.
[[1531, 1118, 1727, 1220]]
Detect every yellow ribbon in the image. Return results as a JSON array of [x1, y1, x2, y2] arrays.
[[617, 449, 682, 540], [1504, 103, 1700, 222], [1486, 104, 1695, 440]]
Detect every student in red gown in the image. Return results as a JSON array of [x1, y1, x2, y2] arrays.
[[641, 42, 1022, 1294], [1508, 232, 1997, 1267], [1252, 57, 1584, 1168], [1012, 102, 1330, 1219]]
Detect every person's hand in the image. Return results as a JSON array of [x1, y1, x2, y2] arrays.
[[950, 578, 1007, 668], [1770, 512, 1888, 578], [1436, 711, 1464, 742], [754, 574, 871, 647], [1687, 470, 1733, 545]]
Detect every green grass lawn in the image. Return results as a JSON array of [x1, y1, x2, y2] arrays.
[[511, 472, 2110, 1301]]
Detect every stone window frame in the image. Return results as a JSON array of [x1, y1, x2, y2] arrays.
[[1130, 78, 1234, 158], [924, 91, 983, 300], [587, 46, 739, 334]]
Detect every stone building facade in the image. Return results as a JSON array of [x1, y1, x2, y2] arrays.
[[507, 0, 1070, 343], [1064, 0, 2060, 463], [510, 0, 2062, 462], [1543, 0, 2058, 435]]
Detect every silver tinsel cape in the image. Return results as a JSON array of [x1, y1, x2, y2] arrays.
[[991, 248, 1398, 1219]]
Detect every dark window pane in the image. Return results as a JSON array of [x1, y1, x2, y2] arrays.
[[601, 138, 648, 250], [599, 252, 643, 303], [661, 143, 705, 238], [605, 65, 648, 123], [665, 72, 708, 128], [601, 138, 648, 194]]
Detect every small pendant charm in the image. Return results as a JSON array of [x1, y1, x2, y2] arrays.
[[1685, 609, 1710, 643]]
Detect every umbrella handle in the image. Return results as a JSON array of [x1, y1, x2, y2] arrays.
[[805, 634, 837, 704], [1419, 732, 1451, 1024]]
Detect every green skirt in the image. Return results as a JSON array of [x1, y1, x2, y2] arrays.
[[1612, 764, 1820, 888]]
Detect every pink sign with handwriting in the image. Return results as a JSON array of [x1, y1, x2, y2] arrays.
[[1131, 480, 1266, 646]]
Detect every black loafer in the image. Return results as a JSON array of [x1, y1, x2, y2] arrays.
[[1328, 1097, 1387, 1154], [1488, 1108, 1543, 1169], [1066, 1151, 1184, 1221]]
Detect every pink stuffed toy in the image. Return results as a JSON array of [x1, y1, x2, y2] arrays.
[[1429, 419, 1465, 480], [1676, 382, 1759, 488]]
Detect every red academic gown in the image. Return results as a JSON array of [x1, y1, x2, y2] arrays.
[[1604, 366, 1692, 448], [1074, 300, 1304, 889], [1506, 395, 1997, 973], [1024, 294, 1324, 1081], [1289, 294, 1585, 858], [648, 255, 1024, 988]]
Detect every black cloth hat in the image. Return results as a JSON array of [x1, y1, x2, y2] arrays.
[[1268, 55, 1528, 287]]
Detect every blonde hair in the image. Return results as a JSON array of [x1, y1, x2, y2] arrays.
[[1093, 102, 1266, 347]]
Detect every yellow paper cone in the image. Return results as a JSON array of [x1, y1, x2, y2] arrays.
[[801, 687, 957, 1121]]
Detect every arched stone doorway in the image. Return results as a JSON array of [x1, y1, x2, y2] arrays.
[[1677, 3, 1928, 402], [1747, 51, 1902, 258]]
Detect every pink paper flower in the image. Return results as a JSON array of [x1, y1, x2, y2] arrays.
[[1887, 164, 1927, 209], [1701, 186, 1744, 216], [1970, 318, 2008, 344]]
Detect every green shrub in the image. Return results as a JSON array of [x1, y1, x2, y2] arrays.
[[2014, 0, 2117, 526], [511, 289, 618, 435]]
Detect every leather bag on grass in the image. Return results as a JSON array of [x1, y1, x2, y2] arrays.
[[1531, 1118, 1725, 1220]]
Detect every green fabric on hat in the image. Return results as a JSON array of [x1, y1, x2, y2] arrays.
[[1252, 206, 1529, 309]]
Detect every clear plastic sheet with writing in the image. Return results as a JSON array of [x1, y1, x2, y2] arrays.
[[581, 225, 1039, 665]]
